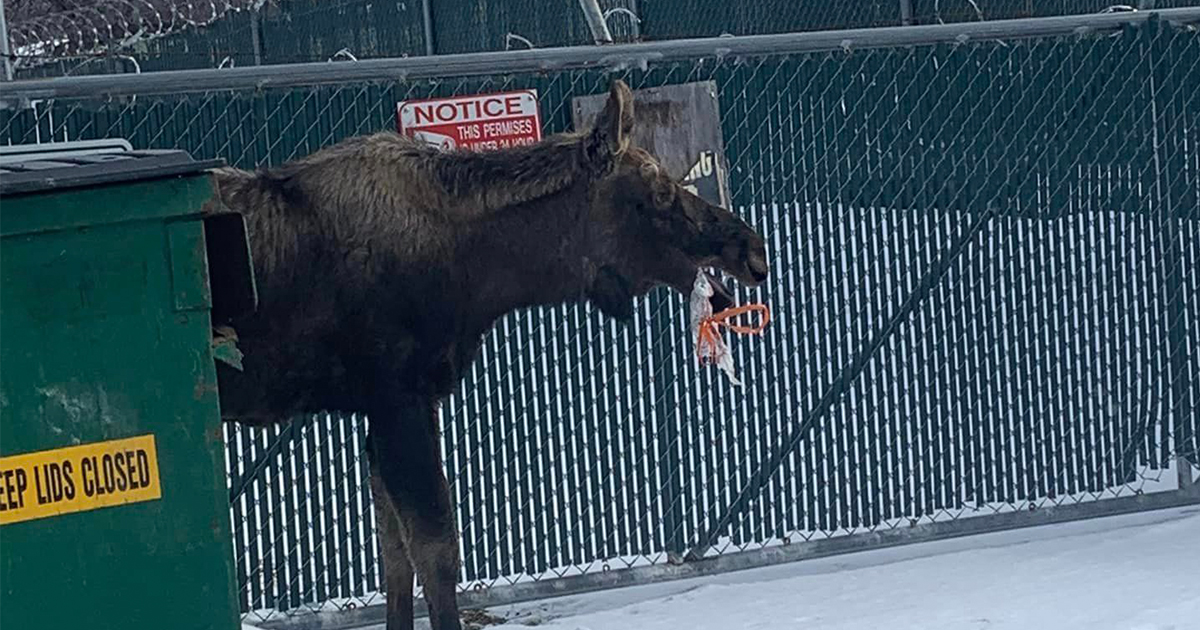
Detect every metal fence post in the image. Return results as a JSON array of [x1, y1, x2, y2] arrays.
[[1180, 457, 1195, 493], [578, 0, 615, 44], [250, 8, 263, 66], [900, 0, 915, 25], [1150, 15, 1196, 490], [421, 0, 436, 56], [0, 0, 14, 81]]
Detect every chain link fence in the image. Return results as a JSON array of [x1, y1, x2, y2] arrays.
[[2, 12, 1198, 627]]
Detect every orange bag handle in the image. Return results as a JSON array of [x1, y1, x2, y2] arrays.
[[696, 304, 771, 364]]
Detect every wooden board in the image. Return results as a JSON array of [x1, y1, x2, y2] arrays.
[[572, 80, 731, 209]]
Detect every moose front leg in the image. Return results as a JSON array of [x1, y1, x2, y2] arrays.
[[370, 467, 416, 630], [369, 395, 462, 630]]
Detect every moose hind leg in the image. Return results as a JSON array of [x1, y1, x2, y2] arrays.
[[370, 398, 462, 630], [370, 467, 416, 630]]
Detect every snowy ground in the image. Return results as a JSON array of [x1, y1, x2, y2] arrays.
[[442, 506, 1199, 630], [244, 505, 1200, 630]]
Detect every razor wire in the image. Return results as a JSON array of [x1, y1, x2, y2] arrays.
[[5, 0, 262, 65]]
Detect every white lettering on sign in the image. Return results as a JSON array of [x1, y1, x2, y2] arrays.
[[397, 90, 542, 152]]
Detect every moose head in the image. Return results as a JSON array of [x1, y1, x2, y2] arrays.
[[574, 80, 770, 321]]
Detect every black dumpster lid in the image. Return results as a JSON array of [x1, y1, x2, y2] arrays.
[[0, 142, 225, 195]]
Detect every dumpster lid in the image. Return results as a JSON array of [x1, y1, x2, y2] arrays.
[[0, 141, 225, 195]]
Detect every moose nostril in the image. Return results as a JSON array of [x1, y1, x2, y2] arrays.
[[747, 247, 769, 281]]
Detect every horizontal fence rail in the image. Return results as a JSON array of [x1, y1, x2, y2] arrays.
[[2, 10, 1198, 628]]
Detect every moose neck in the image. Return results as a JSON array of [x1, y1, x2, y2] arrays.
[[459, 186, 595, 330]]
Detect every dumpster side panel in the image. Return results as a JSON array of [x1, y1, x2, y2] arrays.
[[0, 180, 239, 630]]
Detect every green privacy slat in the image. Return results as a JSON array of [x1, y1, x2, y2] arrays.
[[280, 423, 303, 609], [600, 324, 626, 561], [303, 418, 324, 602], [348, 429, 369, 594], [564, 307, 587, 566], [533, 312, 557, 573], [313, 416, 333, 601], [649, 289, 685, 558], [1050, 211, 1071, 501], [580, 315, 603, 561], [511, 316, 536, 576], [488, 323, 511, 579], [468, 338, 492, 580], [230, 429, 251, 613], [334, 416, 353, 598], [543, 307, 568, 569], [245, 429, 266, 607], [498, 320, 519, 576], [633, 310, 659, 558], [302, 419, 322, 603]]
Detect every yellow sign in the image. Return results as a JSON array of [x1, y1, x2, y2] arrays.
[[0, 434, 162, 526]]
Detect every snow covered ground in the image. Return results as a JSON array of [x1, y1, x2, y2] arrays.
[[242, 505, 1199, 630], [427, 506, 1197, 630]]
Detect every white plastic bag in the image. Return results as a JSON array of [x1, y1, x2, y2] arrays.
[[690, 269, 743, 387]]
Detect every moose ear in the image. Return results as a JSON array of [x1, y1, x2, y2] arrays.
[[584, 80, 636, 170]]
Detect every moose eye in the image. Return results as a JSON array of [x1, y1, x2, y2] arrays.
[[653, 184, 675, 208]]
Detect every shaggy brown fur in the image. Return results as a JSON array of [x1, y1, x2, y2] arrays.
[[206, 80, 768, 630]]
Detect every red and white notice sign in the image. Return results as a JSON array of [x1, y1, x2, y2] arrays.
[[396, 89, 542, 152]]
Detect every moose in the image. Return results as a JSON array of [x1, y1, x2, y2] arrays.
[[205, 80, 769, 630]]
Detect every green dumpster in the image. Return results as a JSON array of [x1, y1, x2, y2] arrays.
[[0, 142, 254, 629]]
